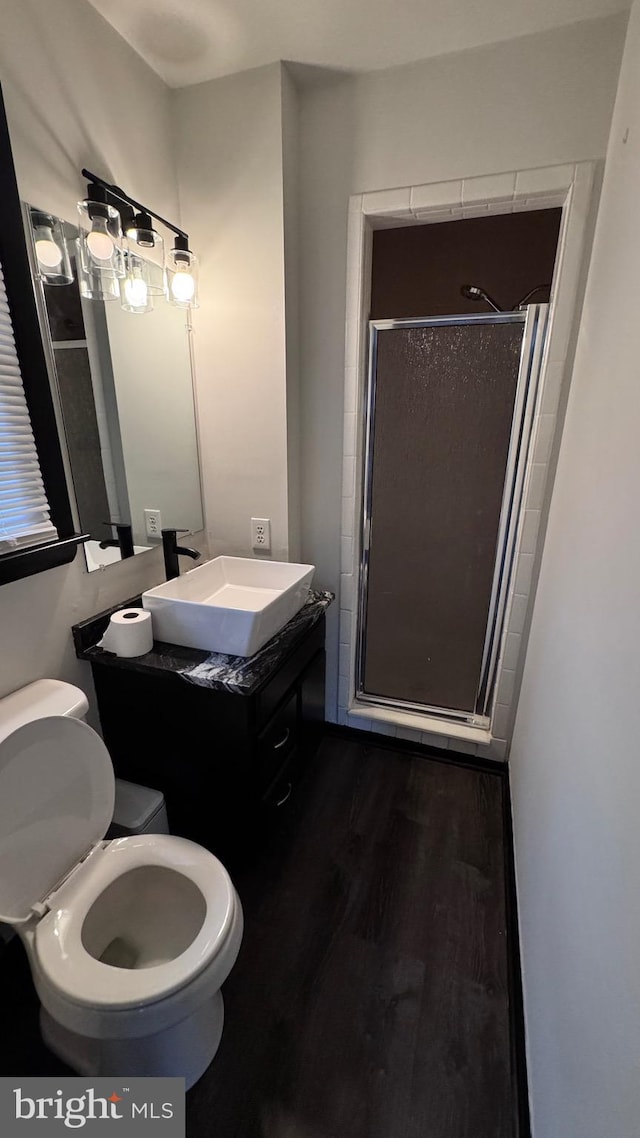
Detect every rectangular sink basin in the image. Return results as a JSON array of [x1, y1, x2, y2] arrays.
[[142, 556, 315, 657]]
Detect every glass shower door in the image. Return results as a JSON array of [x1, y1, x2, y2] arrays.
[[356, 307, 548, 725]]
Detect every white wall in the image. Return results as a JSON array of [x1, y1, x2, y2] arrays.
[[510, 7, 640, 1136], [173, 63, 296, 563], [0, 0, 207, 715], [0, 0, 177, 227], [297, 15, 627, 718]]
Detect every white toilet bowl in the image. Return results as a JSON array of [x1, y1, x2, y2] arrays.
[[0, 697, 243, 1088]]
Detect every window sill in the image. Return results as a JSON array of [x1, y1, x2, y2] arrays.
[[0, 533, 89, 586]]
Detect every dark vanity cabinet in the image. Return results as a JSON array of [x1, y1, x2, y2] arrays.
[[73, 593, 331, 865]]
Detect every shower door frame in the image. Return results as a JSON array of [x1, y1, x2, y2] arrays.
[[355, 304, 549, 728]]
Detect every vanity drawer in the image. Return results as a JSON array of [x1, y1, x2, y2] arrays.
[[256, 689, 298, 789], [263, 762, 294, 810]]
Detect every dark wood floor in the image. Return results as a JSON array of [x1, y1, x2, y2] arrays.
[[0, 734, 513, 1138], [193, 734, 512, 1137]]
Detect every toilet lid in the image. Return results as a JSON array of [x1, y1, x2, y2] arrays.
[[0, 716, 115, 924]]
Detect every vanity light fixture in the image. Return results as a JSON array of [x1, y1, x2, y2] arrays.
[[30, 210, 73, 285], [74, 169, 198, 313], [166, 235, 199, 309]]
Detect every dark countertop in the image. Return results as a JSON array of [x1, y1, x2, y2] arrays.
[[72, 589, 334, 697]]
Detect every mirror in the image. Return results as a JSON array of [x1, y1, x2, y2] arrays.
[[26, 208, 204, 571]]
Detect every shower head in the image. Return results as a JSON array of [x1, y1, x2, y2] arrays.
[[460, 284, 504, 313], [461, 284, 483, 301]]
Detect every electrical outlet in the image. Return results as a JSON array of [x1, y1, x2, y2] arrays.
[[251, 517, 271, 552], [144, 508, 162, 541]]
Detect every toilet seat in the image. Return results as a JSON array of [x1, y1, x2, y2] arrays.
[[0, 716, 115, 925], [0, 716, 238, 1012], [35, 833, 237, 1010]]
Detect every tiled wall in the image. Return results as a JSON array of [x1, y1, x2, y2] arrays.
[[338, 162, 596, 761]]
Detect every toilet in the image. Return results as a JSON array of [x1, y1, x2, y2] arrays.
[[0, 679, 243, 1088]]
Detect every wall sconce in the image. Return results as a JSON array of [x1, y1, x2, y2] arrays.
[[166, 235, 199, 309], [30, 210, 73, 285]]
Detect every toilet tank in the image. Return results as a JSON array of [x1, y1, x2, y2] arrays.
[[0, 679, 89, 743]]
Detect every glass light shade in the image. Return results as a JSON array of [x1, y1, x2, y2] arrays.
[[75, 238, 120, 301], [120, 252, 154, 314], [125, 219, 166, 295], [76, 197, 125, 280], [30, 211, 73, 285], [166, 247, 199, 309]]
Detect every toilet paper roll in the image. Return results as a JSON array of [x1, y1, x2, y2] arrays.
[[98, 608, 153, 658]]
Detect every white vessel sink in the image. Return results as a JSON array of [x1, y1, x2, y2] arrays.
[[142, 556, 315, 657]]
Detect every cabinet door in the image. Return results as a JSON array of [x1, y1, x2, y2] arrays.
[[257, 689, 298, 793], [254, 619, 325, 728]]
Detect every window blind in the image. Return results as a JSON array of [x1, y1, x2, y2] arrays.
[[0, 260, 58, 553]]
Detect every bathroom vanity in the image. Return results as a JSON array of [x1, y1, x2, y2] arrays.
[[73, 591, 332, 864]]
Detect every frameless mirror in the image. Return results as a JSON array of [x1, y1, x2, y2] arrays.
[[25, 207, 204, 571]]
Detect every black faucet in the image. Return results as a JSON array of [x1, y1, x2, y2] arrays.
[[99, 522, 134, 559], [162, 528, 201, 580]]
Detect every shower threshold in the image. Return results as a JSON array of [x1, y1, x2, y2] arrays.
[[348, 702, 492, 746]]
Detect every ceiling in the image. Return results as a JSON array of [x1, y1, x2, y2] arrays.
[[86, 0, 628, 88]]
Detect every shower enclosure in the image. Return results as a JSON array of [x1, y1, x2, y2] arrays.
[[356, 305, 548, 728]]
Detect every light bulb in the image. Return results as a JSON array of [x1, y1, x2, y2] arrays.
[[86, 219, 115, 261], [124, 276, 148, 308], [35, 237, 63, 268], [171, 268, 195, 303]]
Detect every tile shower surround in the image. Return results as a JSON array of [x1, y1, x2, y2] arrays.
[[337, 162, 596, 760]]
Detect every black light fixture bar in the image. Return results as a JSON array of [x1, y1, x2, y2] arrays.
[[81, 168, 188, 243]]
